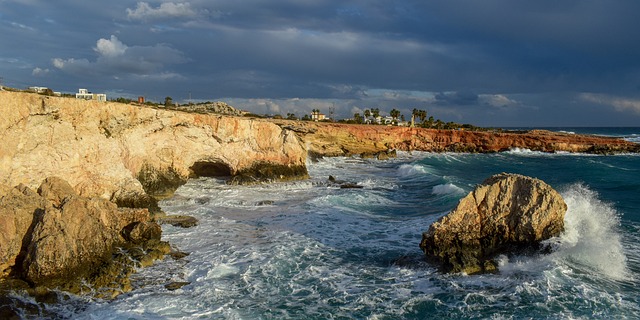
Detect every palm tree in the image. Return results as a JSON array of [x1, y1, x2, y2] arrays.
[[390, 108, 400, 120], [353, 112, 363, 124]]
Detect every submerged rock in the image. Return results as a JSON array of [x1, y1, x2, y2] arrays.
[[420, 173, 567, 274]]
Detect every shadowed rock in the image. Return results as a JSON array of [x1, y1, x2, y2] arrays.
[[0, 177, 169, 299], [420, 173, 567, 274]]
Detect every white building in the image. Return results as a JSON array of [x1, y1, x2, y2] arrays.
[[76, 88, 106, 101], [311, 110, 326, 121], [28, 86, 61, 96], [29, 86, 49, 93]]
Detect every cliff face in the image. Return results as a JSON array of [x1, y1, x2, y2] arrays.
[[0, 92, 308, 206], [276, 121, 639, 157]]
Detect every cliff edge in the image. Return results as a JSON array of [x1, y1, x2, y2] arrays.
[[272, 120, 640, 157], [0, 91, 308, 209]]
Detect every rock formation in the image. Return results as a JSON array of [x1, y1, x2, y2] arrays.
[[173, 101, 244, 116], [271, 119, 640, 157], [420, 173, 567, 274], [0, 177, 167, 298], [0, 91, 308, 210]]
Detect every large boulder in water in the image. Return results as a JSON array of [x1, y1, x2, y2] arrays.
[[420, 173, 567, 274]]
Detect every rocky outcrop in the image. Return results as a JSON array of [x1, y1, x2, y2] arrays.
[[271, 120, 640, 157], [0, 177, 167, 298], [419, 173, 567, 274], [0, 91, 308, 208], [173, 101, 244, 116]]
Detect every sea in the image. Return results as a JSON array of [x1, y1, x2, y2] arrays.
[[14, 128, 640, 319]]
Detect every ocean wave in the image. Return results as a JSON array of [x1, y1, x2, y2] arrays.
[[625, 134, 640, 143], [397, 164, 428, 177], [431, 183, 465, 195], [554, 183, 629, 280]]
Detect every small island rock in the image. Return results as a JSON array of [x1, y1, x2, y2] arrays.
[[420, 173, 567, 274]]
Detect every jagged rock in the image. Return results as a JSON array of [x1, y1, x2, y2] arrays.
[[0, 184, 45, 277], [122, 221, 162, 244], [420, 173, 567, 274], [21, 178, 146, 287], [157, 215, 199, 228], [0, 177, 165, 298]]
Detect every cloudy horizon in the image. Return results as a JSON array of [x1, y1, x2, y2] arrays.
[[2, 1, 640, 126]]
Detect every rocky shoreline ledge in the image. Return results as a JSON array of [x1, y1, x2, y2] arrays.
[[1, 91, 638, 315]]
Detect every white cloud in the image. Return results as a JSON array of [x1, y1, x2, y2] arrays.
[[580, 93, 640, 114], [479, 94, 519, 108], [32, 67, 49, 76], [127, 2, 198, 20], [94, 35, 127, 58], [52, 35, 186, 79]]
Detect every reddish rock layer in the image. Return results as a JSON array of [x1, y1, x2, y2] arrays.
[[274, 120, 639, 156]]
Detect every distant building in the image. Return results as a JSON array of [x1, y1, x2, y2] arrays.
[[28, 86, 49, 93], [311, 110, 326, 121], [28, 86, 61, 96], [76, 88, 106, 101]]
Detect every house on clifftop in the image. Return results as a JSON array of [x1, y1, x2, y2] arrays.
[[76, 88, 106, 101]]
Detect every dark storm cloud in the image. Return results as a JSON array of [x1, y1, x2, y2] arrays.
[[1, 0, 640, 125]]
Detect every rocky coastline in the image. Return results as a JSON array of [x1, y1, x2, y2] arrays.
[[274, 119, 640, 157], [1, 91, 638, 315]]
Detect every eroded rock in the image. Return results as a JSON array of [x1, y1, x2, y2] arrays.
[[420, 173, 567, 274], [0, 177, 167, 298]]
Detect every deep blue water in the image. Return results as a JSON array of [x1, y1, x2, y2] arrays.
[[20, 128, 640, 319]]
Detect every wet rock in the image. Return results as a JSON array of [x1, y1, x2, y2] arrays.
[[122, 221, 162, 244], [168, 250, 190, 260], [420, 173, 567, 274], [328, 175, 363, 189], [165, 281, 190, 291], [157, 215, 199, 228], [228, 162, 309, 185]]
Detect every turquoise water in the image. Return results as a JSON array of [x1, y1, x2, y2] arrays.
[[24, 128, 640, 319]]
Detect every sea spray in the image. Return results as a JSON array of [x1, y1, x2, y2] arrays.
[[557, 183, 628, 280]]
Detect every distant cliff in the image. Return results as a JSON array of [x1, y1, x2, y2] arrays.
[[274, 120, 640, 157], [0, 91, 308, 208]]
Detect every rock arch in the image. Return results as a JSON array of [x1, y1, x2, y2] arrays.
[[189, 160, 233, 178]]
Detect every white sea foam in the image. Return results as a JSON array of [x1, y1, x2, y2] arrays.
[[555, 184, 629, 280], [625, 134, 640, 143], [398, 163, 428, 177], [39, 153, 640, 319], [431, 183, 465, 195]]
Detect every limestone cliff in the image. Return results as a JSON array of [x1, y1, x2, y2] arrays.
[[273, 120, 640, 157], [0, 91, 308, 207]]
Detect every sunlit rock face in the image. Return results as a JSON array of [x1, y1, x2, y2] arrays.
[[420, 173, 567, 274], [0, 91, 308, 208]]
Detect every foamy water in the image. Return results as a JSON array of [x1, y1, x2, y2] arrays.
[[16, 152, 640, 319]]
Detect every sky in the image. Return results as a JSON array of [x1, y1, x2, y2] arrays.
[[2, 0, 640, 126]]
